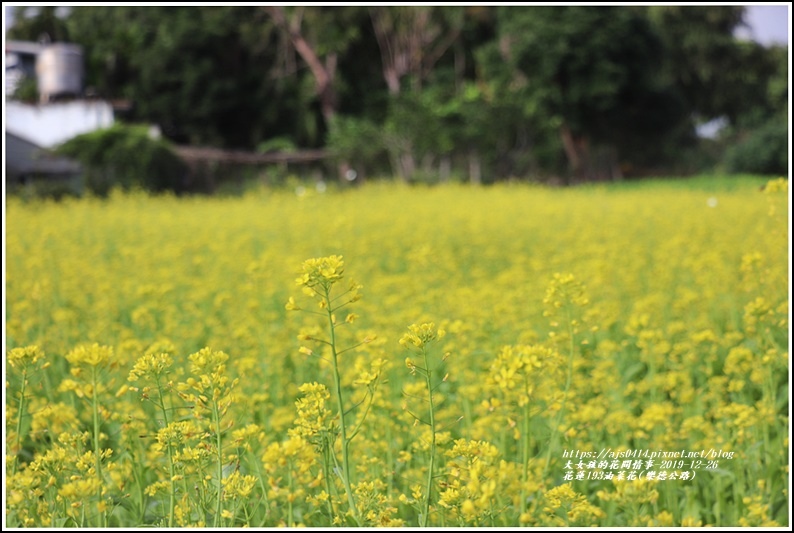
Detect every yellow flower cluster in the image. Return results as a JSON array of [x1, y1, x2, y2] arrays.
[[7, 345, 45, 370], [4, 178, 788, 527], [541, 483, 605, 526], [543, 273, 590, 311], [762, 177, 787, 194], [178, 347, 238, 410], [65, 343, 113, 368], [156, 421, 200, 449], [597, 476, 659, 505], [222, 470, 258, 500], [296, 255, 346, 289], [354, 479, 404, 526], [128, 352, 173, 382], [487, 344, 559, 406], [399, 322, 446, 350], [290, 382, 332, 439]]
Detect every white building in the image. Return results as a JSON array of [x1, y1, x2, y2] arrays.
[[5, 40, 114, 184], [6, 99, 114, 148], [5, 40, 43, 96]]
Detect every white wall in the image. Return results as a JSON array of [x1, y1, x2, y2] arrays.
[[6, 100, 114, 148]]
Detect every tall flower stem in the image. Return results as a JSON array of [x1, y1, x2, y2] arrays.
[[400, 323, 445, 527], [324, 286, 361, 525], [287, 459, 295, 527], [250, 449, 271, 526], [291, 257, 366, 525], [91, 366, 106, 528], [11, 368, 29, 476], [420, 345, 437, 527], [520, 399, 531, 515], [154, 377, 176, 528], [542, 310, 576, 483], [181, 348, 235, 528], [212, 402, 224, 528], [321, 435, 337, 521]]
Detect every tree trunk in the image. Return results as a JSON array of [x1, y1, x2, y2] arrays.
[[400, 152, 416, 183], [439, 155, 451, 183], [609, 146, 623, 181], [265, 7, 348, 181], [317, 55, 337, 126], [559, 123, 579, 184], [383, 68, 401, 95], [468, 149, 482, 185], [265, 6, 337, 126], [388, 152, 403, 182], [559, 124, 592, 184]]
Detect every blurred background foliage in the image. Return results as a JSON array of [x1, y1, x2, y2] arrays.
[[7, 5, 789, 187], [55, 125, 187, 196]]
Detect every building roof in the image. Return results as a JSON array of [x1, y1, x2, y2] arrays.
[[5, 40, 45, 56]]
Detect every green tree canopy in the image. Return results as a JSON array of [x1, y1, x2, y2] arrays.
[[65, 6, 315, 149], [7, 6, 71, 42], [495, 6, 689, 181], [8, 5, 786, 183]]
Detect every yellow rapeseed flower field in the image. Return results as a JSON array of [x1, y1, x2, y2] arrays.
[[4, 177, 789, 527]]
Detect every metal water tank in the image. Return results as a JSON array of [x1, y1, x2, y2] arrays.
[[36, 44, 84, 103]]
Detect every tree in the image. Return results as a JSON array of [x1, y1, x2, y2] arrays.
[[648, 6, 749, 124], [264, 6, 362, 128], [15, 5, 775, 183], [366, 7, 465, 181], [496, 6, 687, 182], [64, 6, 314, 149], [264, 6, 366, 180], [648, 7, 787, 175], [7, 6, 71, 42], [369, 6, 464, 95], [721, 43, 788, 176]]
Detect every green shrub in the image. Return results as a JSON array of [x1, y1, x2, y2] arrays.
[[55, 125, 187, 195], [326, 115, 388, 177], [256, 136, 297, 153], [723, 119, 788, 176], [11, 75, 38, 103]]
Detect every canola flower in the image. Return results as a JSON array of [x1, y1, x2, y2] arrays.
[[541, 483, 605, 526], [7, 346, 48, 476], [291, 382, 332, 439], [296, 255, 346, 290], [401, 322, 447, 527], [7, 345, 46, 370], [60, 343, 116, 527], [4, 177, 789, 527], [178, 347, 239, 527], [288, 255, 374, 526], [65, 343, 113, 368], [484, 343, 562, 515]]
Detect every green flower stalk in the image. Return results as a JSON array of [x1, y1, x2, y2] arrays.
[[7, 346, 47, 476], [128, 350, 178, 526], [401, 322, 446, 527], [290, 383, 335, 521], [485, 343, 555, 519], [288, 255, 373, 526], [64, 343, 113, 528], [540, 273, 589, 482], [177, 347, 238, 528]]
